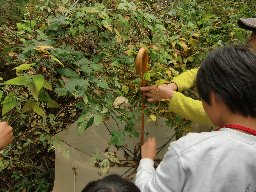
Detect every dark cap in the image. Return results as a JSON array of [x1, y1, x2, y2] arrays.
[[238, 18, 256, 31]]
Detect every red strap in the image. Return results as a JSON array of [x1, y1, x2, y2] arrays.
[[223, 124, 256, 136]]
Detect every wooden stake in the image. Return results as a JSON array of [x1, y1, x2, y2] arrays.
[[135, 47, 148, 146]]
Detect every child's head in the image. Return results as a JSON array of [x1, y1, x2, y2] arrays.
[[82, 174, 140, 192], [237, 18, 256, 32], [237, 18, 256, 51], [196, 46, 256, 126]]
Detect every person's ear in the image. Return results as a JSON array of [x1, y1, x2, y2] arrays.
[[209, 91, 219, 105]]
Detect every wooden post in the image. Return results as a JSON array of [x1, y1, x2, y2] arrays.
[[135, 47, 148, 146]]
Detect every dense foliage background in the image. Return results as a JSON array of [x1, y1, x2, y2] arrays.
[[0, 0, 255, 191]]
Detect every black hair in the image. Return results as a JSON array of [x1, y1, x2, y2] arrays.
[[196, 46, 256, 117], [82, 174, 140, 192]]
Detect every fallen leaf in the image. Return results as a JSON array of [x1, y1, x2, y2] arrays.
[[8, 52, 17, 57], [113, 96, 128, 108], [56, 6, 68, 13], [179, 41, 189, 52], [35, 45, 53, 52], [149, 114, 157, 122]]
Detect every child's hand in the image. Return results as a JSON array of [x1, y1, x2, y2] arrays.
[[141, 137, 157, 160], [140, 83, 177, 102], [0, 122, 13, 150]]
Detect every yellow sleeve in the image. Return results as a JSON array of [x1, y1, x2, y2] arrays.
[[168, 91, 213, 126], [172, 68, 198, 92]]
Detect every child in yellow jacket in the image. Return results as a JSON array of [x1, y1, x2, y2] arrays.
[[169, 68, 212, 125], [141, 68, 212, 126], [141, 17, 256, 127]]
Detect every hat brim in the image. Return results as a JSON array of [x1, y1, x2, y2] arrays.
[[238, 18, 256, 31]]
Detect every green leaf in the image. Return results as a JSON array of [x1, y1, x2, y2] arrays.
[[27, 82, 39, 100], [23, 138, 33, 147], [33, 75, 45, 94], [38, 90, 51, 102], [101, 20, 112, 32], [144, 13, 157, 21], [83, 95, 88, 104], [61, 0, 69, 4], [76, 57, 90, 66], [14, 63, 35, 73], [143, 72, 151, 81], [85, 26, 97, 33], [65, 78, 89, 93], [0, 91, 3, 101], [55, 87, 67, 97], [69, 27, 77, 36], [83, 7, 100, 14], [25, 75, 46, 100], [17, 23, 31, 32], [121, 85, 129, 94], [30, 20, 36, 29], [22, 100, 37, 113], [91, 63, 103, 72], [4, 76, 31, 85], [97, 79, 108, 89], [32, 103, 45, 117], [117, 2, 136, 11], [81, 65, 92, 75], [78, 24, 85, 33], [77, 113, 94, 134], [43, 80, 53, 91], [0, 159, 7, 172], [110, 131, 125, 146], [47, 99, 60, 108], [57, 68, 80, 78], [1, 93, 18, 116], [94, 114, 102, 126], [87, 115, 94, 128]]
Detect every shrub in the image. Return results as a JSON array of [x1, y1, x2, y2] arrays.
[[0, 0, 253, 190]]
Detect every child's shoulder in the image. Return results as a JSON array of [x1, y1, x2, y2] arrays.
[[170, 131, 222, 155]]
